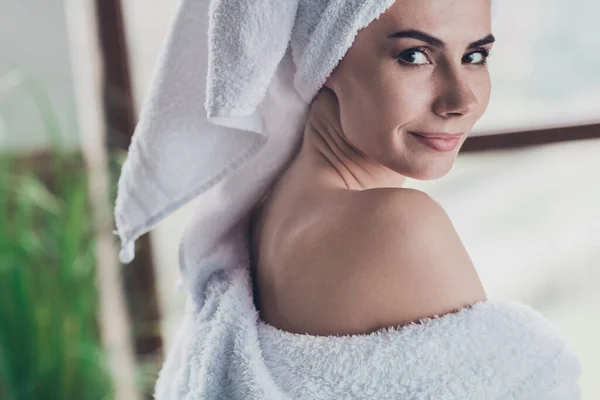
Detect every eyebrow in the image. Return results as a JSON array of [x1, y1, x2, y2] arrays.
[[387, 29, 495, 49]]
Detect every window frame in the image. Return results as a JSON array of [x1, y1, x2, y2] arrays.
[[461, 123, 600, 153]]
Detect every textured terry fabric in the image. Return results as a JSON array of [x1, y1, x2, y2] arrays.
[[154, 228, 583, 399]]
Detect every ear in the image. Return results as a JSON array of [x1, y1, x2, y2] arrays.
[[308, 85, 341, 129], [311, 84, 334, 107], [322, 71, 337, 92]]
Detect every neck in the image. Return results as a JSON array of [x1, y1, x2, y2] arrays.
[[293, 117, 408, 192]]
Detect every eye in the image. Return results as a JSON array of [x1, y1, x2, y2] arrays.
[[397, 47, 430, 66], [397, 47, 492, 68], [462, 48, 491, 65]]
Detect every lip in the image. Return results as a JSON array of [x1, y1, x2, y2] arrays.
[[409, 132, 461, 152], [411, 132, 464, 139]]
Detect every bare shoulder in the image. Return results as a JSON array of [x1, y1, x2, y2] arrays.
[[349, 187, 478, 278], [274, 187, 487, 336], [343, 187, 487, 333]]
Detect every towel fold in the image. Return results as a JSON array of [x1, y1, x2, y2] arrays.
[[113, 0, 398, 266]]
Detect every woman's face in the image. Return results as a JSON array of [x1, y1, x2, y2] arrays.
[[323, 0, 495, 180]]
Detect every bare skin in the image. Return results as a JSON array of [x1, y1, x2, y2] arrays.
[[249, 0, 494, 334]]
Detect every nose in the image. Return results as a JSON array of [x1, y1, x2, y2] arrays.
[[432, 68, 479, 119]]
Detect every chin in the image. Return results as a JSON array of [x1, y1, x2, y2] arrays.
[[405, 157, 456, 181]]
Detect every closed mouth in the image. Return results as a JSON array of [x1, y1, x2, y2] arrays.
[[410, 132, 463, 140]]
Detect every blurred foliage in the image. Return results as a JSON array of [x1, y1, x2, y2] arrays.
[[0, 70, 114, 399]]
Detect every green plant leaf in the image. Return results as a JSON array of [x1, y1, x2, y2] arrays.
[[0, 70, 115, 399]]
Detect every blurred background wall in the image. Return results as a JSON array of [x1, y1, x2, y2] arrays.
[[0, 0, 79, 152]]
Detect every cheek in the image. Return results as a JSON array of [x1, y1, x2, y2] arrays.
[[356, 73, 432, 133], [383, 81, 432, 127], [375, 65, 433, 124], [339, 73, 431, 157], [478, 74, 492, 111]]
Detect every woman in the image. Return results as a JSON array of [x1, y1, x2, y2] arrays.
[[114, 0, 583, 397], [249, 0, 493, 337]]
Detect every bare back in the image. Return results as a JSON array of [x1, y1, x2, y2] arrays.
[[249, 175, 486, 336], [248, 173, 358, 330]]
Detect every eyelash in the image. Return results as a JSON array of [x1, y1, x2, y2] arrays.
[[396, 46, 492, 68]]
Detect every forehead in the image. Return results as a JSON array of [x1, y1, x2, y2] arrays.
[[367, 0, 492, 39]]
